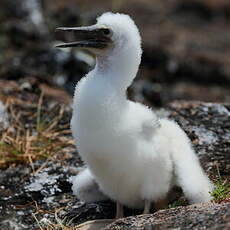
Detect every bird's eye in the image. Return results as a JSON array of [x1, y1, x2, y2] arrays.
[[102, 28, 112, 36]]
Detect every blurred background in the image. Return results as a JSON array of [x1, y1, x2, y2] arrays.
[[0, 0, 230, 107]]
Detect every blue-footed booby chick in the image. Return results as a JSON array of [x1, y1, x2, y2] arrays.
[[56, 12, 213, 218]]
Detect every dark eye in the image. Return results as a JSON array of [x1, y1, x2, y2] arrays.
[[102, 28, 112, 36]]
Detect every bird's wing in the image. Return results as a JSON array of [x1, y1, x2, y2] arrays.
[[128, 101, 161, 140], [141, 116, 161, 141]]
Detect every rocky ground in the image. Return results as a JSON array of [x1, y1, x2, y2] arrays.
[[0, 80, 229, 230], [105, 202, 230, 230]]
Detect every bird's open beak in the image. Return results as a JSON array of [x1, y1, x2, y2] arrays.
[[55, 25, 112, 49]]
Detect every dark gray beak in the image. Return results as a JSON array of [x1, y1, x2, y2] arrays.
[[55, 25, 112, 49]]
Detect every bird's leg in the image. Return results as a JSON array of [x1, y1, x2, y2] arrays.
[[154, 198, 167, 211], [143, 200, 151, 214], [116, 202, 124, 218]]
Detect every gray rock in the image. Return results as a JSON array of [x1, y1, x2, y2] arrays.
[[104, 202, 230, 230], [0, 100, 229, 229], [168, 101, 230, 177]]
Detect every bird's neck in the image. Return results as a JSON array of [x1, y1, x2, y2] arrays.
[[94, 44, 142, 93]]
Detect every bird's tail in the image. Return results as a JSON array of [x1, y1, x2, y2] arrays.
[[171, 136, 214, 204]]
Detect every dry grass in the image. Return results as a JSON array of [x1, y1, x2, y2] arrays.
[[32, 206, 78, 230], [0, 90, 74, 170], [0, 80, 78, 229], [210, 164, 230, 203]]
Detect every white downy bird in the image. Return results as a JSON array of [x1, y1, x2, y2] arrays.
[[56, 12, 213, 217]]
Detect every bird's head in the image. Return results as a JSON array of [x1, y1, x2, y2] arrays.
[[56, 12, 141, 57]]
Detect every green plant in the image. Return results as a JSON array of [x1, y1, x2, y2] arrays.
[[210, 179, 230, 203], [210, 164, 230, 203], [168, 199, 186, 209]]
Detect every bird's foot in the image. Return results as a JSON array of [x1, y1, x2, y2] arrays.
[[75, 219, 115, 230]]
